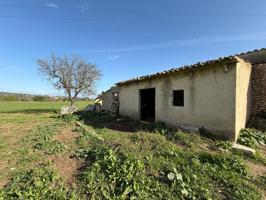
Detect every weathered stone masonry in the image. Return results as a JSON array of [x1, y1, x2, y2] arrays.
[[251, 63, 266, 114]]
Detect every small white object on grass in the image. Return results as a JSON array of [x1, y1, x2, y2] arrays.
[[61, 106, 78, 115]]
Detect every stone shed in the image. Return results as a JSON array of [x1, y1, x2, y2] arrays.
[[104, 48, 266, 141]]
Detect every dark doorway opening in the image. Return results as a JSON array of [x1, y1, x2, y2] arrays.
[[140, 88, 155, 122]]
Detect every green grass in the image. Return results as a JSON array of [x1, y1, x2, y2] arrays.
[[0, 103, 265, 199], [70, 126, 263, 199], [0, 100, 91, 113], [0, 100, 91, 187], [0, 164, 82, 199]]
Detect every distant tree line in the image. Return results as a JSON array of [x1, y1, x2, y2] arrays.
[[0, 93, 92, 102]]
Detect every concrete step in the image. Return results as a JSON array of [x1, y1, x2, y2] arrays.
[[232, 143, 255, 156]]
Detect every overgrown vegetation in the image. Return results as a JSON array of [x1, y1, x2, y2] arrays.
[[215, 141, 233, 151], [61, 114, 80, 123], [238, 128, 266, 148], [71, 141, 261, 199], [0, 107, 265, 199], [78, 146, 149, 199], [26, 123, 66, 155], [78, 111, 120, 125], [0, 165, 81, 200]]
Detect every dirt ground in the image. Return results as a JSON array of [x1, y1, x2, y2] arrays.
[[49, 154, 82, 186]]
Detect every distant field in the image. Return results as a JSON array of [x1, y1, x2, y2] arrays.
[[0, 101, 92, 113]]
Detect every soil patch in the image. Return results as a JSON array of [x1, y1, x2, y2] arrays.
[[49, 154, 81, 186], [53, 126, 79, 145], [0, 178, 8, 188], [246, 160, 266, 177]]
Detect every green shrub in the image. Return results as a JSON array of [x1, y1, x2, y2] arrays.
[[238, 128, 266, 148]]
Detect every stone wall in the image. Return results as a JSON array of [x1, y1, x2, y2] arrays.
[[251, 63, 266, 114], [101, 86, 119, 112]]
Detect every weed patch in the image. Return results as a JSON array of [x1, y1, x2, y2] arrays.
[[60, 114, 80, 123], [78, 111, 116, 125], [215, 141, 233, 151], [79, 146, 149, 199], [238, 128, 266, 148], [27, 123, 66, 155], [151, 122, 171, 135], [72, 141, 263, 200], [0, 165, 82, 199]]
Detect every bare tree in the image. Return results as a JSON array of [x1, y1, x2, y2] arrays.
[[37, 54, 101, 106]]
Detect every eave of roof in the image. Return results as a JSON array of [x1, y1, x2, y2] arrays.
[[116, 56, 237, 86], [116, 48, 266, 86]]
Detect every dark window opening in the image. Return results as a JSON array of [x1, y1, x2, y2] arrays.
[[173, 90, 184, 107], [140, 88, 155, 122]]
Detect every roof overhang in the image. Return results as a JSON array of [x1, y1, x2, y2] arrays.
[[238, 48, 266, 64], [116, 57, 238, 86], [116, 48, 266, 86]]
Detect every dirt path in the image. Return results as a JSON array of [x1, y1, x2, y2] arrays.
[[49, 125, 81, 186], [53, 125, 79, 147]]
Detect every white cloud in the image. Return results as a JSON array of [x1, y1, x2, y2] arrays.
[[45, 1, 59, 8], [76, 1, 90, 12], [85, 32, 266, 53], [0, 66, 20, 72], [107, 55, 120, 60]]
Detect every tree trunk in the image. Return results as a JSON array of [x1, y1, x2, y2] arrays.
[[69, 98, 74, 106], [69, 97, 76, 106]]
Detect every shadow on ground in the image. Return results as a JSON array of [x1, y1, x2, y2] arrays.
[[79, 111, 153, 133]]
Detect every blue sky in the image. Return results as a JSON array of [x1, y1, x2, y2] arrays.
[[0, 0, 266, 96]]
